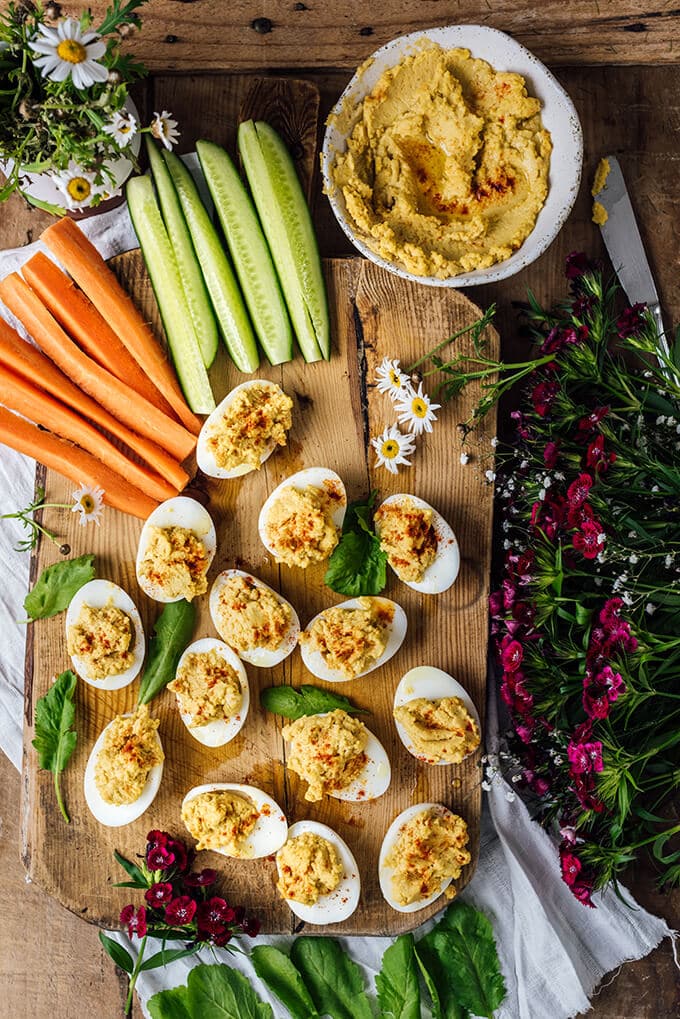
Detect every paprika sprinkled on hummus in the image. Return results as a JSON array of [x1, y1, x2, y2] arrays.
[[138, 525, 210, 601], [282, 709, 368, 802], [181, 789, 260, 854], [94, 706, 163, 806], [67, 599, 134, 679], [276, 831, 344, 905], [168, 648, 242, 725], [374, 497, 438, 583], [299, 597, 393, 679], [264, 484, 341, 568], [216, 573, 291, 652], [384, 807, 471, 905], [394, 696, 480, 763], [207, 382, 293, 472]]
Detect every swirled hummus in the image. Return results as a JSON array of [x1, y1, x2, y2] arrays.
[[299, 597, 393, 679], [282, 709, 368, 802], [67, 600, 134, 679], [216, 574, 291, 652], [181, 789, 259, 854], [394, 696, 480, 763], [168, 648, 242, 725], [138, 525, 210, 601], [330, 43, 552, 278], [94, 706, 163, 805], [206, 383, 293, 472], [374, 498, 437, 583], [276, 831, 344, 905], [384, 807, 471, 905], [264, 485, 341, 568]]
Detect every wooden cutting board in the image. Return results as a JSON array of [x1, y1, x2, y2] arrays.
[[20, 252, 497, 935]]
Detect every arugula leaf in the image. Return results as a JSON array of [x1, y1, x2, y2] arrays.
[[147, 985, 193, 1019], [186, 963, 273, 1019], [137, 600, 196, 705], [414, 944, 445, 1019], [415, 939, 468, 1019], [289, 937, 372, 1019], [324, 492, 387, 597], [251, 945, 320, 1019], [98, 932, 134, 975], [32, 669, 78, 823], [24, 553, 95, 620], [260, 683, 369, 721], [375, 934, 421, 1019]]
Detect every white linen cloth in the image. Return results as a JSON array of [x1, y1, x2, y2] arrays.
[[0, 199, 675, 1019]]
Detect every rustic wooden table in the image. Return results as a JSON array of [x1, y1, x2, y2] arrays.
[[2, 2, 680, 1015]]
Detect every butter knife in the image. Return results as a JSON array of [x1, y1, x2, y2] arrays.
[[595, 154, 670, 359]]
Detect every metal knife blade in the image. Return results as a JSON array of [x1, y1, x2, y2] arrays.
[[596, 155, 669, 355]]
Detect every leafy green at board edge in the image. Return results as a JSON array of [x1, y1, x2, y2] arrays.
[[137, 599, 196, 705], [31, 668, 78, 823], [375, 934, 421, 1019], [99, 932, 134, 976], [148, 964, 273, 1019], [251, 945, 320, 1019], [23, 553, 95, 620], [290, 937, 372, 1019], [147, 984, 193, 1019], [324, 491, 387, 597], [260, 683, 369, 720]]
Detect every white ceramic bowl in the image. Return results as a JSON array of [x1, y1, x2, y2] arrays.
[[321, 25, 583, 288]]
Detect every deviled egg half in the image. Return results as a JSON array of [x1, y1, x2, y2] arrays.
[[168, 637, 250, 748], [300, 596, 407, 683], [378, 803, 471, 913], [136, 496, 217, 603], [393, 666, 481, 765], [181, 783, 287, 858], [374, 493, 459, 594], [276, 819, 360, 925], [65, 579, 145, 691], [84, 705, 164, 827], [209, 569, 300, 667], [283, 709, 391, 803], [196, 379, 293, 479], [258, 467, 347, 568]]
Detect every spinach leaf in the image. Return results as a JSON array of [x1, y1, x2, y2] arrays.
[[137, 599, 196, 705], [324, 492, 386, 597], [147, 986, 193, 1019], [290, 937, 372, 1019], [260, 683, 368, 721], [251, 945, 320, 1019], [186, 963, 273, 1019], [32, 668, 78, 823], [375, 934, 420, 1019], [415, 940, 467, 1019], [24, 553, 95, 620]]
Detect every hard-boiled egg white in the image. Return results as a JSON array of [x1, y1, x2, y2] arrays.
[[276, 820, 360, 925], [136, 496, 217, 602], [300, 597, 407, 683], [196, 380, 290, 479], [257, 467, 347, 561], [83, 716, 163, 827], [285, 714, 391, 802], [375, 493, 460, 594], [65, 579, 145, 691], [181, 783, 287, 858], [378, 802, 457, 912], [173, 637, 250, 748], [393, 666, 481, 766], [209, 569, 300, 667]]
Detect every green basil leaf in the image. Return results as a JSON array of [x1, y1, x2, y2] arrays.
[[260, 683, 369, 721], [186, 963, 273, 1019], [137, 600, 196, 705], [251, 945, 320, 1019], [324, 529, 386, 597], [24, 553, 95, 620], [289, 937, 372, 1019], [375, 934, 421, 1019], [98, 932, 134, 975], [147, 985, 193, 1019], [140, 944, 201, 972], [31, 668, 78, 823]]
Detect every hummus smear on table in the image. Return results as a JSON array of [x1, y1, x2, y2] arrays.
[[283, 709, 368, 802], [300, 597, 393, 679], [394, 696, 480, 763], [276, 831, 344, 905], [182, 789, 260, 855], [216, 574, 291, 652], [67, 600, 134, 679], [374, 497, 437, 583], [331, 43, 552, 278], [385, 807, 471, 906], [206, 382, 293, 473], [168, 648, 243, 725], [138, 525, 210, 601], [94, 706, 163, 805], [264, 484, 342, 568]]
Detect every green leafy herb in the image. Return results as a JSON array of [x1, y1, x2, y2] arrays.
[[98, 932, 134, 976], [375, 934, 421, 1019], [32, 669, 78, 823], [260, 684, 369, 721], [251, 945, 320, 1019], [137, 600, 196, 705], [289, 937, 373, 1019], [415, 941, 467, 1019], [147, 986, 193, 1019], [187, 964, 273, 1019], [0, 486, 64, 552], [24, 554, 95, 620], [140, 944, 202, 973], [324, 491, 387, 597]]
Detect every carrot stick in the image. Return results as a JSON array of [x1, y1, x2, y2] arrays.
[[0, 272, 196, 463], [0, 362, 177, 504], [41, 217, 202, 435], [22, 250, 178, 421], [0, 316, 190, 492], [0, 405, 159, 520]]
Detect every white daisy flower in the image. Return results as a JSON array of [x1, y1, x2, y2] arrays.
[[71, 484, 104, 526], [51, 162, 99, 209], [151, 110, 180, 151], [394, 382, 440, 435], [103, 110, 138, 147], [29, 17, 108, 89], [370, 423, 416, 475], [374, 356, 412, 400]]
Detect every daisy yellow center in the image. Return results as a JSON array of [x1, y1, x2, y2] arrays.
[[389, 370, 403, 387], [411, 397, 428, 418], [56, 38, 87, 64], [78, 494, 95, 513], [66, 176, 92, 201], [381, 439, 400, 459]]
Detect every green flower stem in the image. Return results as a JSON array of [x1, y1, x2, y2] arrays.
[[125, 934, 147, 1016]]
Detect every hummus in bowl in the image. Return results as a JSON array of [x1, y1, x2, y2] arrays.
[[322, 25, 582, 287]]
